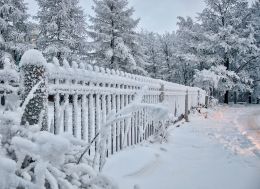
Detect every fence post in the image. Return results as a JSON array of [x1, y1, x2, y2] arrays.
[[20, 49, 48, 130], [205, 95, 209, 108], [184, 89, 189, 122], [1, 95, 5, 106], [159, 84, 165, 103], [197, 90, 200, 106]]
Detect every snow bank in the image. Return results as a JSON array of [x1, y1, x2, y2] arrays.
[[20, 49, 47, 67], [103, 106, 260, 189]]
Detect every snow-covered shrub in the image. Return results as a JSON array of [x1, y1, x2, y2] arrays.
[[0, 55, 20, 110], [0, 112, 118, 189]]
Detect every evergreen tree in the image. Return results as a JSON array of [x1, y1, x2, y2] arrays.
[[197, 0, 257, 103], [36, 0, 88, 62], [88, 0, 146, 74], [0, 0, 30, 66], [249, 0, 260, 100], [251, 0, 260, 47], [140, 31, 162, 78], [174, 17, 200, 86], [158, 32, 176, 81]]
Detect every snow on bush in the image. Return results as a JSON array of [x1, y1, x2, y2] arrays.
[[0, 112, 119, 189]]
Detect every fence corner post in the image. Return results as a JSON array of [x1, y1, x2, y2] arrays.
[[20, 49, 48, 130], [185, 89, 189, 122], [205, 95, 209, 109], [197, 90, 200, 107], [159, 83, 165, 103]]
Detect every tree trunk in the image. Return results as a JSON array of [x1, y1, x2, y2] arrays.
[[248, 93, 252, 104], [224, 91, 229, 104], [224, 56, 230, 104], [234, 91, 237, 104]]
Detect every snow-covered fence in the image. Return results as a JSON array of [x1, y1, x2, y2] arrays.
[[43, 56, 206, 156], [1, 50, 207, 157]]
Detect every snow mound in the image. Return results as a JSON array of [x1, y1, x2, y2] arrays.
[[20, 49, 47, 67]]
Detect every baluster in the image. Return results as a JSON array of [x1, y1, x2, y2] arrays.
[[72, 94, 78, 137], [116, 93, 120, 151], [89, 93, 95, 155], [125, 94, 130, 146], [111, 93, 116, 154], [120, 93, 124, 149], [64, 94, 69, 132], [81, 94, 87, 140], [107, 94, 112, 156], [54, 93, 60, 134], [95, 94, 101, 152]]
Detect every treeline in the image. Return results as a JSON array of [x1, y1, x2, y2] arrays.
[[0, 0, 259, 102]]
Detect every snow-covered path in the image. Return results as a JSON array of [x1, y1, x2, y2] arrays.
[[103, 105, 260, 189]]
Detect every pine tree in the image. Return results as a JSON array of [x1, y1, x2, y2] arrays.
[[88, 0, 146, 74], [251, 0, 260, 47], [158, 32, 176, 82], [140, 31, 162, 79], [0, 0, 30, 66], [249, 0, 260, 100], [36, 0, 88, 62], [174, 17, 200, 86]]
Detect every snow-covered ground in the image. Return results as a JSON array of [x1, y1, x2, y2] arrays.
[[102, 105, 260, 189]]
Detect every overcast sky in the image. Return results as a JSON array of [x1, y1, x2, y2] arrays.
[[24, 0, 253, 34]]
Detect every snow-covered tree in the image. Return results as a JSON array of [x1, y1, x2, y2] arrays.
[[140, 31, 162, 78], [251, 0, 260, 47], [88, 0, 146, 74], [36, 0, 88, 62], [158, 32, 176, 81], [0, 0, 30, 66], [174, 17, 200, 86], [196, 0, 258, 102], [250, 0, 260, 99]]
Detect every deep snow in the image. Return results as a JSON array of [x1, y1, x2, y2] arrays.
[[102, 105, 260, 189]]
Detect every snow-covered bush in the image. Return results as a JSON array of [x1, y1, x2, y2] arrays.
[[0, 111, 118, 189], [0, 55, 20, 110]]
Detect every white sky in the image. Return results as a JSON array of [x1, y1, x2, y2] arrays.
[[24, 0, 253, 34]]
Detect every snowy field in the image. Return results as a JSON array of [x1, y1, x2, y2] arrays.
[[102, 105, 260, 189]]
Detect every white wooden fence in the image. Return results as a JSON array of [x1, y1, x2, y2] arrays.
[[45, 58, 206, 155], [0, 53, 207, 157]]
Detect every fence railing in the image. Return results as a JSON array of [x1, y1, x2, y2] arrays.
[[0, 50, 207, 157]]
